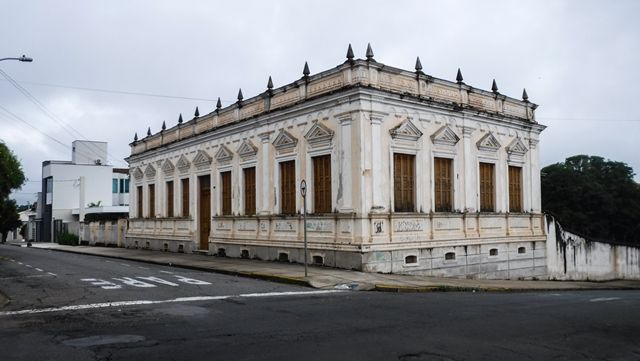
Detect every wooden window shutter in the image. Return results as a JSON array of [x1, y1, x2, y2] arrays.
[[136, 186, 143, 218], [166, 181, 174, 217], [280, 160, 296, 215], [479, 163, 495, 212], [181, 178, 189, 217], [313, 155, 332, 213], [221, 171, 232, 215], [508, 166, 522, 212], [243, 167, 256, 216], [148, 184, 155, 218], [434, 157, 453, 212], [393, 153, 415, 212]]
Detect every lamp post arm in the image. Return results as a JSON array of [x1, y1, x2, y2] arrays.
[[0, 55, 33, 62]]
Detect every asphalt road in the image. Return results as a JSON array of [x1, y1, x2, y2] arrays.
[[1, 245, 639, 361]]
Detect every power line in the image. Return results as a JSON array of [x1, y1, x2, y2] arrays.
[[538, 117, 640, 122], [0, 69, 126, 166], [0, 78, 220, 102]]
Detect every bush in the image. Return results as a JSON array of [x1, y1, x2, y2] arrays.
[[57, 232, 79, 246]]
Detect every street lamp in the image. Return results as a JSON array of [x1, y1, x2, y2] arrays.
[[0, 55, 33, 62]]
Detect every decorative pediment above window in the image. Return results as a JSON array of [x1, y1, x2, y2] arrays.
[[506, 137, 528, 156], [476, 132, 501, 152], [237, 139, 257, 160], [272, 129, 298, 153], [389, 119, 423, 141], [304, 121, 334, 148], [215, 145, 233, 163], [161, 159, 175, 175], [192, 149, 212, 169], [132, 167, 143, 180], [176, 155, 191, 173], [144, 164, 156, 179], [430, 125, 460, 147]]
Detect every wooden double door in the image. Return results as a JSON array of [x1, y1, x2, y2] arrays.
[[198, 175, 211, 250]]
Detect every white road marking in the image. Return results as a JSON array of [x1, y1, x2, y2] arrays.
[[81, 278, 122, 290], [174, 275, 211, 285], [17, 262, 23, 265], [47, 272, 57, 276], [10, 259, 15, 262], [137, 266, 149, 270], [0, 290, 345, 316], [35, 268, 43, 272], [589, 297, 621, 303], [119, 263, 131, 267], [137, 276, 179, 286], [25, 264, 33, 268], [112, 277, 156, 288], [0, 274, 54, 280], [159, 270, 174, 274]]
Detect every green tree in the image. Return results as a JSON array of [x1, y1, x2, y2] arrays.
[[0, 198, 21, 242], [0, 142, 26, 242], [0, 142, 25, 199], [541, 155, 640, 244]]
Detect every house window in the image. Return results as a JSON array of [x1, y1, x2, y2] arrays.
[[181, 178, 189, 217], [509, 166, 523, 212], [479, 162, 495, 212], [434, 157, 453, 212], [112, 179, 118, 193], [166, 180, 174, 217], [244, 167, 256, 216], [148, 184, 155, 218], [313, 155, 332, 213], [221, 171, 232, 215], [124, 179, 130, 193], [136, 186, 143, 218], [393, 153, 415, 212], [280, 160, 296, 215]]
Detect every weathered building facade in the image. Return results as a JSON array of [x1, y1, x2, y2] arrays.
[[126, 45, 546, 279]]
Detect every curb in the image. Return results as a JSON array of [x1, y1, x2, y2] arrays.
[[31, 246, 314, 289]]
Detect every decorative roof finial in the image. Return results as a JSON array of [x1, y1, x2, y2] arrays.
[[456, 68, 464, 83], [134, 132, 138, 142], [267, 76, 273, 90], [491, 79, 499, 93], [178, 113, 183, 124], [237, 88, 243, 102], [216, 97, 222, 110], [303, 61, 310, 77], [161, 121, 166, 131], [194, 106, 200, 118], [346, 43, 354, 61], [415, 57, 423, 72], [366, 43, 374, 61], [147, 127, 151, 136], [522, 88, 529, 101]]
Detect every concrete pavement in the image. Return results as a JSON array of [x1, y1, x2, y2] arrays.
[[4, 241, 640, 292]]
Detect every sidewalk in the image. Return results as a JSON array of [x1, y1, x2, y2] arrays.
[[5, 241, 640, 292]]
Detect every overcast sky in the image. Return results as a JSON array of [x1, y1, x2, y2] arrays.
[[2, 0, 639, 205]]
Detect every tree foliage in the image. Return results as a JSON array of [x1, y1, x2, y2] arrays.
[[0, 142, 25, 199], [541, 155, 640, 244], [0, 142, 25, 242]]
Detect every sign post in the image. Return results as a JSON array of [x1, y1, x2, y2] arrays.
[[300, 179, 308, 277]]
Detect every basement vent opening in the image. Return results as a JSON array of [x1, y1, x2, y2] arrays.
[[163, 243, 169, 252], [405, 255, 418, 264], [178, 244, 184, 253], [312, 255, 324, 265], [134, 241, 139, 249], [489, 248, 498, 256], [518, 247, 526, 254], [217, 248, 226, 257], [445, 252, 456, 261], [145, 241, 150, 249], [278, 252, 289, 262], [240, 249, 249, 259]]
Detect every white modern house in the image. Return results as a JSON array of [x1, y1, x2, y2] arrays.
[[126, 45, 546, 279], [38, 140, 129, 242]]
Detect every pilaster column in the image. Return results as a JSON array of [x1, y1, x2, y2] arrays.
[[462, 126, 476, 212], [338, 115, 354, 212], [370, 115, 385, 211], [529, 138, 541, 212], [258, 132, 273, 215]]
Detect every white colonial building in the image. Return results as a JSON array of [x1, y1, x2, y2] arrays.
[[126, 45, 546, 279]]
